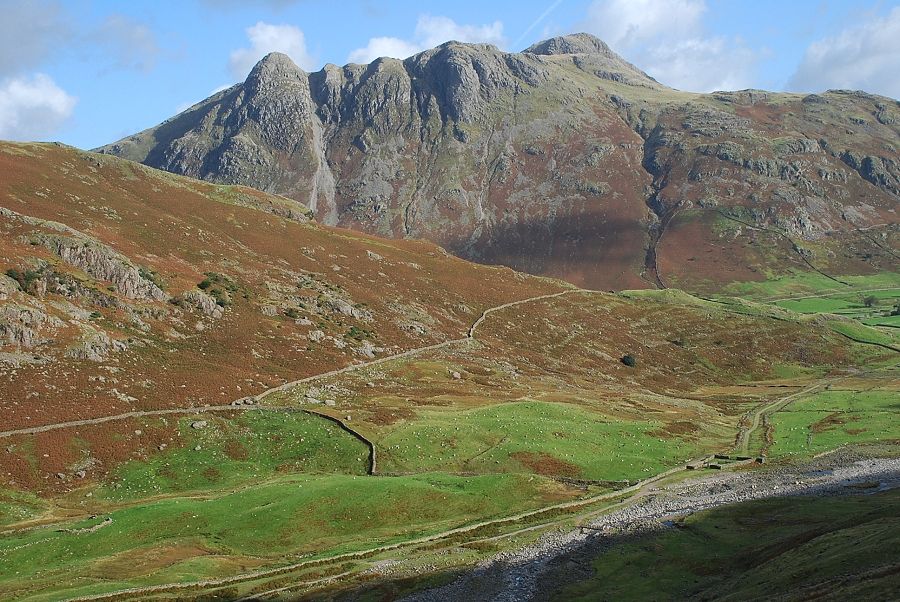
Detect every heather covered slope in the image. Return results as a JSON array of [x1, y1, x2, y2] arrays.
[[0, 141, 564, 437], [98, 33, 899, 291]]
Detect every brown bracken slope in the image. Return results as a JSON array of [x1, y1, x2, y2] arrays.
[[0, 141, 564, 435]]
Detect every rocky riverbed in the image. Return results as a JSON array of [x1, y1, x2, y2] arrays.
[[406, 448, 900, 602]]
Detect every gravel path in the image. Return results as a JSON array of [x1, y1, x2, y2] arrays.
[[406, 450, 900, 602]]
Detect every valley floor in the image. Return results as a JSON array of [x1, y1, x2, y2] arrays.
[[1, 284, 897, 601], [402, 447, 900, 602]]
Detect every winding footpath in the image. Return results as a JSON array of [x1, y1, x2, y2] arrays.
[[5, 283, 893, 441], [734, 380, 830, 455], [406, 452, 900, 602], [8, 286, 895, 601], [0, 289, 579, 440], [759, 286, 900, 303]]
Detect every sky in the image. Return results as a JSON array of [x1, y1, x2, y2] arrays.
[[1, 0, 899, 149]]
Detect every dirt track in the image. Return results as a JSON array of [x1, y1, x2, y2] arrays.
[[734, 380, 830, 455], [6, 284, 894, 441]]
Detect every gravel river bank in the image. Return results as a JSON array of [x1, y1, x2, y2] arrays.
[[407, 448, 900, 601]]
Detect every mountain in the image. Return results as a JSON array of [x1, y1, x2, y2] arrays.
[[99, 33, 899, 291]]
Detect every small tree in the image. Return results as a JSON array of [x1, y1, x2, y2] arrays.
[[621, 354, 636, 367], [862, 295, 878, 308]]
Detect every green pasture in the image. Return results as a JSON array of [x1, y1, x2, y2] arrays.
[[769, 389, 900, 457], [0, 471, 566, 601], [721, 271, 900, 301], [376, 401, 705, 481], [97, 410, 370, 501]]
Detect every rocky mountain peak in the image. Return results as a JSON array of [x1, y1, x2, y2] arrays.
[[246, 52, 306, 91], [525, 33, 661, 89], [96, 32, 899, 293], [524, 32, 613, 56]]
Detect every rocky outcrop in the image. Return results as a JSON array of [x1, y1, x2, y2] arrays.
[[0, 304, 64, 348], [0, 275, 18, 300], [66, 327, 128, 362], [36, 235, 168, 302], [180, 290, 224, 318], [839, 151, 900, 198]]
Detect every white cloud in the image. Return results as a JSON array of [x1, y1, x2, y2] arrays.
[[0, 0, 69, 78], [93, 14, 160, 73], [788, 7, 900, 99], [644, 37, 757, 92], [228, 22, 315, 79], [0, 73, 76, 141], [349, 38, 421, 64], [584, 0, 705, 47], [581, 0, 759, 92], [348, 15, 505, 64]]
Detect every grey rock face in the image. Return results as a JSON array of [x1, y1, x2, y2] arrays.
[[0, 275, 18, 300], [37, 235, 168, 302], [181, 290, 224, 318], [0, 304, 64, 348], [524, 33, 614, 56], [66, 328, 128, 362]]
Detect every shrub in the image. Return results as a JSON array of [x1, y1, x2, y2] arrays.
[[5, 268, 42, 292], [138, 267, 164, 289], [197, 272, 239, 307], [346, 326, 375, 341], [621, 354, 636, 367], [862, 295, 878, 308]]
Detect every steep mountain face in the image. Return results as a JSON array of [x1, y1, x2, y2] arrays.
[[99, 34, 900, 291]]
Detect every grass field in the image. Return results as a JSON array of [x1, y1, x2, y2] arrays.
[[0, 471, 575, 601], [556, 489, 900, 601], [716, 270, 900, 348], [768, 388, 900, 457], [775, 288, 900, 324], [96, 411, 370, 501], [376, 401, 702, 481], [720, 271, 900, 301], [826, 320, 899, 348], [0, 284, 894, 600], [0, 489, 47, 528]]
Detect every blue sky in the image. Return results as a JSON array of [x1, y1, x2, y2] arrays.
[[1, 0, 899, 149]]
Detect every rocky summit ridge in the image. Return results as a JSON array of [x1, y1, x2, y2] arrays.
[[98, 33, 899, 291]]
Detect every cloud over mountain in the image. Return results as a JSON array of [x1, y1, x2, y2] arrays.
[[0, 73, 76, 141], [348, 15, 505, 64], [581, 0, 759, 92], [788, 7, 900, 99], [229, 21, 316, 78]]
